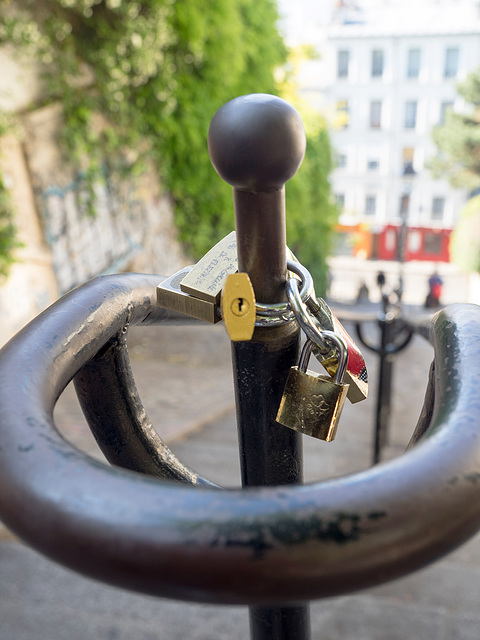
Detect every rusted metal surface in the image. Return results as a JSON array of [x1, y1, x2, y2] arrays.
[[0, 274, 480, 606], [74, 330, 217, 487]]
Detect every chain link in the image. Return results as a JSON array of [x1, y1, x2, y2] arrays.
[[284, 268, 348, 375], [253, 260, 314, 327], [245, 255, 347, 381]]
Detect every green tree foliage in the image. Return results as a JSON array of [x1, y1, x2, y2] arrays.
[[450, 195, 480, 272], [0, 173, 19, 279], [432, 67, 480, 191], [287, 115, 337, 294], [0, 117, 20, 279], [1, 0, 337, 291], [432, 67, 480, 272], [281, 47, 338, 295]]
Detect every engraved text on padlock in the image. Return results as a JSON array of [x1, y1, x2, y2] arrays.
[[180, 231, 238, 303]]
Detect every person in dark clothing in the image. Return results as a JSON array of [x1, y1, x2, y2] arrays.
[[425, 271, 443, 308]]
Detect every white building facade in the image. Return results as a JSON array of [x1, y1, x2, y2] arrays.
[[323, 3, 480, 260]]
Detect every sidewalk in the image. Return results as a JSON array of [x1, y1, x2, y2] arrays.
[[1, 302, 480, 639]]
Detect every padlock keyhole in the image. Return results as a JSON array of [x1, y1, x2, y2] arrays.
[[230, 296, 250, 317]]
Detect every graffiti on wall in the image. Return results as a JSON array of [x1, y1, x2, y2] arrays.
[[41, 173, 150, 293], [19, 103, 186, 295]]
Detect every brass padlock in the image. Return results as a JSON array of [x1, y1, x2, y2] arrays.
[[276, 336, 349, 442], [221, 272, 256, 342]]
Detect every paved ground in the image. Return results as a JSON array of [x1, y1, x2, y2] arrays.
[[1, 290, 480, 639]]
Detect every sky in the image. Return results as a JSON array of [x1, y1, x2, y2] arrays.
[[276, 0, 480, 46]]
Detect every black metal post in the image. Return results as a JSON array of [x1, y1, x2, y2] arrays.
[[373, 310, 394, 465], [397, 163, 416, 299], [208, 94, 310, 640], [355, 291, 414, 464]]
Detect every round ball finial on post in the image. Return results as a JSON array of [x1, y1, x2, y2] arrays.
[[208, 94, 306, 303], [208, 93, 306, 193]]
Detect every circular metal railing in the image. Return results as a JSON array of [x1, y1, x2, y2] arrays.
[[0, 272, 479, 606]]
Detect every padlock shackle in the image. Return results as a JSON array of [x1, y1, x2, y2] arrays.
[[298, 339, 315, 372], [287, 278, 349, 384], [1, 274, 480, 605], [297, 333, 347, 385]]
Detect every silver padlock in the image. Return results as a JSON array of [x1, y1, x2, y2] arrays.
[[276, 332, 349, 442]]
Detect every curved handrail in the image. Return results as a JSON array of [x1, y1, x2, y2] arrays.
[[73, 320, 218, 487], [0, 273, 480, 606]]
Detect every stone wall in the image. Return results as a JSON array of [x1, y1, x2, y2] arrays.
[[0, 51, 188, 344], [22, 104, 187, 295], [0, 133, 58, 343]]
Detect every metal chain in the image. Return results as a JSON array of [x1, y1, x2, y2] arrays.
[[253, 260, 314, 327], [285, 276, 348, 372], [251, 256, 348, 387]]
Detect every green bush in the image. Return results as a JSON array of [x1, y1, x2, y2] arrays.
[[0, 116, 20, 278]]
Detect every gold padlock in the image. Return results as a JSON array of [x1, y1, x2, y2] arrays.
[[221, 272, 256, 342], [276, 337, 349, 442]]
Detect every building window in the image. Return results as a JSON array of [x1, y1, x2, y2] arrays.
[[365, 195, 376, 216], [408, 230, 422, 253], [371, 49, 384, 77], [336, 193, 345, 210], [444, 47, 459, 78], [385, 229, 396, 252], [424, 233, 442, 255], [402, 147, 415, 171], [367, 159, 379, 171], [336, 100, 349, 129], [431, 197, 445, 221], [407, 48, 421, 78], [370, 101, 382, 128], [440, 101, 454, 124], [337, 153, 347, 168], [404, 101, 417, 129], [338, 50, 350, 78]]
